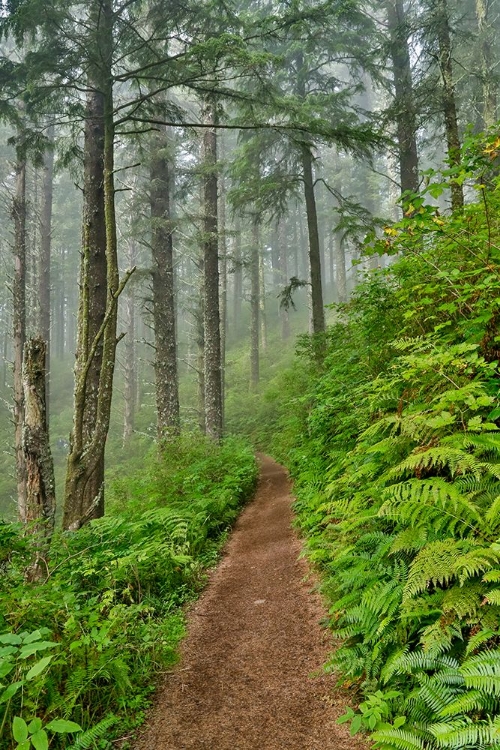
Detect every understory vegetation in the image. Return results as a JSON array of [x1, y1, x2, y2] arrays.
[[0, 437, 257, 749], [248, 132, 500, 748]]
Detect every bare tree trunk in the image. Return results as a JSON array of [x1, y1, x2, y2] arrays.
[[55, 245, 65, 360], [150, 122, 180, 440], [13, 136, 27, 521], [328, 232, 334, 290], [386, 0, 419, 200], [64, 0, 132, 529], [302, 146, 325, 335], [298, 206, 307, 280], [23, 337, 55, 581], [435, 0, 464, 212], [2, 323, 8, 388], [66, 85, 107, 525], [296, 51, 325, 337], [335, 232, 348, 303], [476, 0, 497, 128], [270, 225, 281, 294], [123, 240, 137, 447], [250, 217, 260, 390], [38, 123, 55, 422], [259, 241, 267, 354], [202, 101, 223, 440], [233, 217, 243, 337], [292, 207, 299, 278], [219, 167, 227, 425], [196, 294, 206, 433], [278, 218, 290, 340]]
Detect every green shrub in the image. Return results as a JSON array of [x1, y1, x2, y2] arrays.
[[258, 131, 500, 747], [0, 434, 257, 748]]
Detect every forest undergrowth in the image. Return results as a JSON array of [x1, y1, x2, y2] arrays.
[[0, 436, 257, 749], [242, 130, 500, 749]]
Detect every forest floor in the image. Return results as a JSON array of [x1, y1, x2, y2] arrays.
[[132, 455, 366, 750]]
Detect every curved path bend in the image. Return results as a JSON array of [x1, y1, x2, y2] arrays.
[[133, 455, 366, 750]]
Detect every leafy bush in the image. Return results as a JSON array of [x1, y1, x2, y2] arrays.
[[259, 131, 500, 748], [0, 435, 257, 748]]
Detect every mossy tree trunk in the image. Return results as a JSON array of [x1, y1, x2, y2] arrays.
[[335, 231, 348, 303], [475, 0, 497, 128], [150, 119, 180, 441], [296, 51, 325, 338], [202, 100, 223, 441], [219, 168, 228, 423], [232, 217, 243, 338], [250, 216, 260, 390], [435, 0, 464, 213], [23, 337, 55, 581], [63, 0, 133, 530], [123, 240, 137, 448], [301, 145, 326, 336], [278, 218, 290, 340], [386, 0, 420, 201], [13, 134, 27, 521], [38, 122, 54, 421]]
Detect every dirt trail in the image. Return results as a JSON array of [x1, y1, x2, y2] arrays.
[[133, 455, 366, 750]]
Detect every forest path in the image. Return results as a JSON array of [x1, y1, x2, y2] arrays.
[[132, 455, 366, 750]]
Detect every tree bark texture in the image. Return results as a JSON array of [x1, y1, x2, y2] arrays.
[[123, 241, 137, 447], [13, 139, 27, 521], [259, 243, 267, 354], [64, 0, 131, 529], [435, 0, 464, 212], [38, 123, 55, 421], [196, 294, 206, 434], [150, 123, 180, 441], [64, 85, 107, 527], [232, 218, 243, 338], [202, 102, 223, 441], [302, 146, 326, 335], [335, 232, 348, 303], [296, 51, 325, 337], [23, 337, 56, 581], [386, 0, 420, 199], [475, 0, 497, 128], [278, 219, 290, 340], [250, 217, 260, 390], [219, 171, 228, 425]]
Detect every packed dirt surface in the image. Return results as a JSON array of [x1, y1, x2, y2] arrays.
[[133, 455, 366, 750]]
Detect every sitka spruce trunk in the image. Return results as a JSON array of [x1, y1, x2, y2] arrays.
[[63, 0, 133, 530]]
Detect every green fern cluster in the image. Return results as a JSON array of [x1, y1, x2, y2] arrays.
[[271, 136, 500, 748]]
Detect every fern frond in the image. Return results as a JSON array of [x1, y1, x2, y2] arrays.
[[420, 619, 461, 656], [371, 726, 431, 750], [441, 583, 483, 618], [429, 718, 500, 748], [380, 478, 482, 535], [486, 497, 500, 531], [484, 587, 500, 605], [385, 448, 485, 483], [454, 547, 500, 585], [438, 689, 498, 718], [419, 680, 457, 714], [404, 540, 464, 600], [465, 628, 498, 656], [66, 716, 117, 750], [384, 650, 460, 678], [390, 527, 429, 555], [460, 651, 500, 694]]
